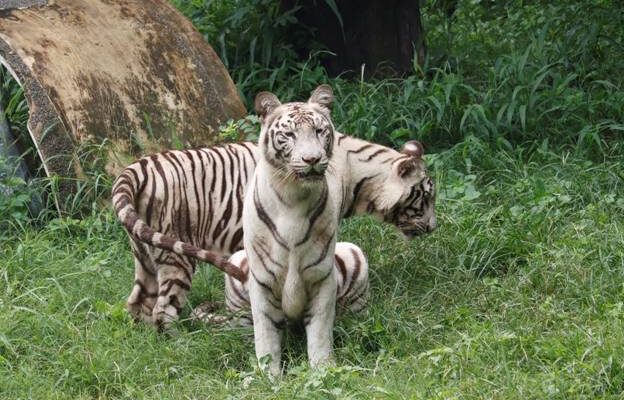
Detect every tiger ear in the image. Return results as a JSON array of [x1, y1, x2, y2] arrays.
[[401, 140, 424, 159], [397, 141, 425, 178], [308, 84, 334, 109], [254, 92, 281, 119]]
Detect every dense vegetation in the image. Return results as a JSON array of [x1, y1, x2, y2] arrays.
[[1, 1, 623, 398]]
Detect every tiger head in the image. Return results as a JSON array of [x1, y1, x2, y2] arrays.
[[385, 141, 437, 238], [356, 140, 436, 238], [254, 85, 335, 182]]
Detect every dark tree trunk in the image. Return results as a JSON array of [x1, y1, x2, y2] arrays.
[[283, 0, 426, 77]]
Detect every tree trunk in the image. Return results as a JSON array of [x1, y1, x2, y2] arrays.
[[283, 0, 426, 77]]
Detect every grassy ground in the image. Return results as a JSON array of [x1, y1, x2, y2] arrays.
[[2, 142, 623, 399]]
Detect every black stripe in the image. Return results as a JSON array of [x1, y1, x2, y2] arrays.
[[350, 279, 369, 300], [344, 175, 377, 217], [303, 312, 312, 326], [391, 155, 410, 165], [132, 248, 156, 276], [334, 254, 347, 283], [342, 282, 368, 306], [251, 246, 277, 280], [271, 182, 290, 206], [346, 144, 373, 156], [194, 149, 210, 247], [253, 239, 286, 270], [136, 159, 149, 197], [239, 142, 258, 161], [216, 149, 236, 245], [127, 167, 143, 197], [358, 148, 388, 162], [296, 183, 328, 246], [144, 158, 160, 227], [338, 180, 348, 218], [230, 228, 244, 254], [262, 311, 286, 330], [166, 152, 194, 243], [250, 269, 275, 294], [203, 150, 216, 247], [184, 150, 203, 244], [253, 184, 289, 249], [310, 267, 333, 286], [228, 278, 249, 308], [211, 147, 227, 201], [344, 248, 361, 295], [303, 232, 334, 270], [159, 278, 191, 296]]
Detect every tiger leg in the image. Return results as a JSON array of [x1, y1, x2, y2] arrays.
[[224, 250, 252, 326], [334, 242, 369, 314], [126, 242, 159, 323], [248, 271, 285, 376], [152, 255, 196, 329], [305, 262, 337, 368]]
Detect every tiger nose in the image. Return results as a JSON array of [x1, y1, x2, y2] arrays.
[[302, 155, 321, 165]]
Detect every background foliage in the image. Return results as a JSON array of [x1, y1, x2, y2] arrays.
[[1, 0, 624, 398]]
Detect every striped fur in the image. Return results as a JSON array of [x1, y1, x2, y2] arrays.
[[244, 85, 341, 374], [112, 144, 257, 327], [192, 242, 368, 326], [112, 98, 436, 331]]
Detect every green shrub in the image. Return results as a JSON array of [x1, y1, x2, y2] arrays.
[[172, 1, 624, 156]]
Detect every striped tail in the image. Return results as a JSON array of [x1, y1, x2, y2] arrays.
[[111, 168, 247, 282]]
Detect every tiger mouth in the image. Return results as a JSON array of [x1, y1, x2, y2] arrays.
[[294, 169, 326, 180]]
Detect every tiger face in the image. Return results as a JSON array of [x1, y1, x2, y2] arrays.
[[390, 175, 436, 238], [384, 141, 437, 238], [255, 85, 335, 182]]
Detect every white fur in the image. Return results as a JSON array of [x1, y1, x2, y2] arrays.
[[244, 97, 340, 375], [244, 163, 339, 375], [221, 242, 369, 323]]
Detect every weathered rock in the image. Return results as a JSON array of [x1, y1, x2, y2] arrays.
[[0, 0, 246, 213]]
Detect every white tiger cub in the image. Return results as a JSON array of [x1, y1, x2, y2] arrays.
[[243, 85, 341, 375]]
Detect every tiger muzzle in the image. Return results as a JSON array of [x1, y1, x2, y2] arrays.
[[295, 162, 327, 180]]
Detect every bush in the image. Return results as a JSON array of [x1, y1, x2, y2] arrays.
[[172, 0, 624, 156]]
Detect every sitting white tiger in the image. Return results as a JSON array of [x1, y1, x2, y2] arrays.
[[192, 242, 368, 325], [243, 84, 342, 374], [112, 85, 435, 330]]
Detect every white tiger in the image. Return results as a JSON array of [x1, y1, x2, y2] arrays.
[[243, 84, 341, 374], [112, 87, 436, 330]]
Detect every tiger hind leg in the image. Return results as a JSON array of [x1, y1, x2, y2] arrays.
[[334, 242, 369, 314], [152, 255, 195, 330], [126, 244, 158, 323], [224, 251, 253, 326]]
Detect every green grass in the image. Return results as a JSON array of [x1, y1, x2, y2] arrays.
[[2, 143, 623, 399]]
